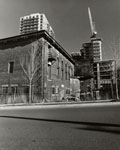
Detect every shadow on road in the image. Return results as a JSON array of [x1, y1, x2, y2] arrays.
[[0, 115, 120, 134], [75, 126, 120, 135]]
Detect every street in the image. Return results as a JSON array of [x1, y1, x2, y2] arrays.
[[0, 102, 120, 150]]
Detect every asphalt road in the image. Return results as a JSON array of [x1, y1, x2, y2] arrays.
[[0, 102, 120, 150]]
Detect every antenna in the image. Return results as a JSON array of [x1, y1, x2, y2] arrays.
[[88, 7, 97, 38]]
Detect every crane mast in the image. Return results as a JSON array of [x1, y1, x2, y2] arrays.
[[88, 7, 97, 38]]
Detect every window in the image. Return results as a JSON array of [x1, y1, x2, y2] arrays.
[[47, 24, 50, 31], [8, 61, 14, 73], [57, 57, 59, 78], [52, 86, 59, 94], [65, 64, 67, 80], [40, 25, 42, 30], [52, 86, 56, 94], [61, 61, 64, 80], [68, 66, 70, 80], [48, 64, 51, 79], [11, 86, 18, 95], [70, 67, 73, 77], [23, 86, 29, 94], [2, 86, 8, 94], [66, 89, 70, 94], [56, 86, 59, 94]]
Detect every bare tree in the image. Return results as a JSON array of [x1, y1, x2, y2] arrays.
[[105, 36, 120, 100], [19, 40, 43, 103]]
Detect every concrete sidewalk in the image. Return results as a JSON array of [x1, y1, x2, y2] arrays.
[[0, 99, 117, 108]]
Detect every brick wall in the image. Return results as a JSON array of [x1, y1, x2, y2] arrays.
[[46, 42, 74, 101], [0, 33, 74, 103], [0, 38, 43, 103]]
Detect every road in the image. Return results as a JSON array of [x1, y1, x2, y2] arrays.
[[0, 102, 120, 150]]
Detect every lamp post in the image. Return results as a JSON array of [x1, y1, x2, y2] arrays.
[[115, 60, 119, 100]]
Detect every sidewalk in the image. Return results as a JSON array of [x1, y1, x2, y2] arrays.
[[0, 99, 116, 107]]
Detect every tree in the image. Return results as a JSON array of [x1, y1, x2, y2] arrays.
[[19, 40, 43, 103], [105, 37, 120, 100]]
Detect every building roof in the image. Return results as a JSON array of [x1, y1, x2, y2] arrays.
[[0, 30, 75, 64]]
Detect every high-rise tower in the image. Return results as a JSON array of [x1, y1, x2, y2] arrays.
[[91, 39, 102, 62], [88, 7, 102, 62], [19, 13, 55, 37]]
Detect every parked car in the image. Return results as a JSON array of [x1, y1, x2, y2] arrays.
[[66, 94, 79, 101]]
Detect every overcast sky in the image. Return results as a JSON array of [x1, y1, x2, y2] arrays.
[[0, 0, 120, 60]]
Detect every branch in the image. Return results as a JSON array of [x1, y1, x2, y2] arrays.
[[19, 40, 43, 84], [19, 55, 30, 79]]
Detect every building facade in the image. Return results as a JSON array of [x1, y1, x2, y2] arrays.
[[71, 46, 116, 100], [93, 60, 116, 99], [20, 13, 55, 37], [71, 52, 94, 100], [91, 38, 102, 62], [0, 31, 74, 104], [80, 42, 93, 61], [80, 39, 102, 63]]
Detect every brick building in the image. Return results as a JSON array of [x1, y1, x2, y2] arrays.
[[0, 30, 74, 103]]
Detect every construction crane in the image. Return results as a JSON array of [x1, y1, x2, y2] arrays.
[[88, 7, 97, 38]]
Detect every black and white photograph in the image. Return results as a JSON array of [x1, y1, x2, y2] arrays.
[[0, 0, 120, 149]]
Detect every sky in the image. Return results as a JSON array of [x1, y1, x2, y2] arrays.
[[0, 0, 120, 61]]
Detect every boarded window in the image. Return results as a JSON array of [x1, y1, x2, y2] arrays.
[[2, 86, 8, 94], [23, 86, 29, 94], [11, 86, 18, 95]]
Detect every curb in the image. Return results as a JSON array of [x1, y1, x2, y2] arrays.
[[0, 99, 117, 107]]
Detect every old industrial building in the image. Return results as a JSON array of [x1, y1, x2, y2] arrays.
[[0, 30, 74, 104]]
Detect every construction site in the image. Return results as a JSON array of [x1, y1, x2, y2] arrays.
[[71, 7, 118, 101]]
